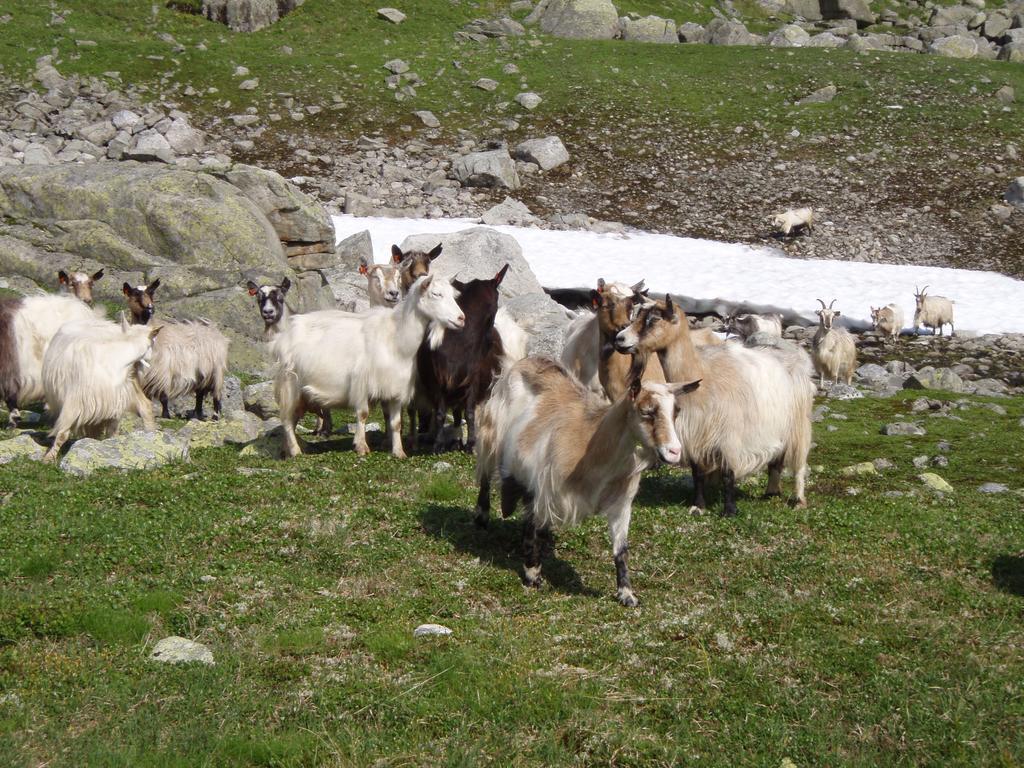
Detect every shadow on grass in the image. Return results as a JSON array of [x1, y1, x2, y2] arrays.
[[992, 555, 1024, 597], [419, 503, 595, 598]]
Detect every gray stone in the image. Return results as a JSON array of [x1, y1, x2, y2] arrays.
[[178, 411, 263, 449], [855, 363, 890, 383], [481, 197, 541, 226], [995, 85, 1015, 104], [806, 31, 846, 47], [825, 382, 863, 400], [678, 22, 705, 42], [243, 381, 278, 419], [882, 422, 926, 436], [929, 4, 976, 26], [913, 455, 930, 468], [983, 10, 1012, 38], [149, 636, 214, 665], [1006, 177, 1024, 209], [842, 461, 877, 476], [833, 0, 876, 26], [513, 136, 570, 171], [22, 144, 55, 165], [873, 458, 896, 471], [978, 482, 1009, 493], [769, 24, 812, 47], [904, 367, 966, 393], [785, 0, 822, 20], [334, 229, 373, 271], [502, 293, 572, 358], [1000, 41, 1024, 61], [377, 7, 406, 23], [125, 130, 175, 163], [705, 18, 756, 45], [474, 78, 499, 92], [412, 110, 440, 128], [930, 35, 980, 58], [621, 15, 678, 43], [164, 119, 205, 155], [60, 430, 190, 476], [450, 149, 521, 190], [413, 623, 452, 637], [238, 79, 259, 91], [111, 109, 141, 131], [797, 84, 837, 104], [384, 59, 409, 74], [515, 92, 543, 110], [919, 472, 953, 493], [202, 0, 304, 32], [77, 120, 117, 146], [0, 434, 45, 465], [531, 0, 620, 40]]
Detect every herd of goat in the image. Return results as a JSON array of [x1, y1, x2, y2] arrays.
[[0, 252, 956, 605]]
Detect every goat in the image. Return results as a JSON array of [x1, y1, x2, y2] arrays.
[[272, 275, 465, 459], [771, 207, 814, 236], [0, 294, 101, 427], [595, 286, 671, 401], [360, 257, 401, 308], [246, 278, 333, 436], [42, 315, 160, 461], [417, 265, 509, 453], [58, 269, 104, 306], [812, 298, 857, 387], [473, 357, 691, 607], [912, 285, 955, 337], [615, 295, 814, 516], [870, 303, 904, 342], [392, 243, 442, 293], [124, 282, 230, 420], [725, 312, 783, 340]]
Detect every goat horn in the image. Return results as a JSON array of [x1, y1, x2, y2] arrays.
[[829, 298, 836, 309], [630, 279, 646, 293], [921, 285, 929, 295], [816, 298, 827, 309]]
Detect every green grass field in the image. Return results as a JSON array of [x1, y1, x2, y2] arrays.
[[1, 391, 1022, 766]]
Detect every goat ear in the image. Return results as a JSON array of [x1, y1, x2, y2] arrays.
[[627, 374, 644, 402], [428, 243, 443, 260], [596, 277, 607, 293], [391, 245, 403, 264], [122, 282, 133, 297], [834, 311, 842, 317], [246, 281, 259, 296], [281, 277, 291, 294], [146, 278, 161, 296], [92, 269, 104, 281], [664, 295, 677, 319], [451, 278, 467, 292], [671, 378, 702, 397], [149, 325, 162, 339], [58, 270, 69, 285], [493, 263, 510, 286], [630, 279, 646, 293], [590, 289, 603, 309], [419, 275, 434, 292]]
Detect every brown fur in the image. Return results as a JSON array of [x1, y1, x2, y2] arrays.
[[593, 290, 665, 400], [393, 243, 442, 293], [123, 280, 161, 325], [0, 298, 24, 409]]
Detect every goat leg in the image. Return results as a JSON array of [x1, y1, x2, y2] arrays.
[[522, 509, 543, 588], [407, 405, 418, 451], [159, 393, 170, 419], [608, 505, 638, 607], [721, 466, 739, 517], [194, 388, 206, 421], [689, 461, 708, 515], [432, 397, 447, 455], [500, 476, 525, 519], [386, 399, 406, 459], [473, 475, 491, 528], [764, 457, 784, 499], [463, 394, 477, 453], [353, 405, 370, 456]]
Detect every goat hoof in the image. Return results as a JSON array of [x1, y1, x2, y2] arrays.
[[523, 566, 543, 589], [789, 497, 807, 509], [617, 588, 639, 608], [392, 449, 408, 460], [354, 444, 370, 457], [473, 512, 489, 529], [762, 491, 782, 500], [687, 505, 704, 516]]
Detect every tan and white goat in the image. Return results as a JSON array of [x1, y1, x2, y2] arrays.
[[359, 257, 402, 308], [42, 315, 160, 460], [615, 296, 814, 516], [771, 207, 814, 236], [474, 357, 690, 607], [58, 269, 104, 306], [912, 285, 955, 337], [812, 298, 857, 387], [870, 303, 904, 342]]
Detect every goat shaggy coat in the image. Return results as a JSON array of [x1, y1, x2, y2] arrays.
[[140, 320, 230, 419], [42, 318, 158, 460]]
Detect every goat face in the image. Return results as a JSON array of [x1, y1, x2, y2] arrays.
[[913, 285, 929, 313], [59, 269, 104, 306], [816, 308, 840, 330], [393, 243, 443, 293], [247, 278, 290, 325], [122, 279, 160, 325], [361, 261, 401, 306], [614, 297, 678, 355], [416, 275, 464, 330], [593, 289, 641, 341], [628, 378, 697, 465]]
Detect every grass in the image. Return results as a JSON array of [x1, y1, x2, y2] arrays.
[[0, 390, 1022, 765]]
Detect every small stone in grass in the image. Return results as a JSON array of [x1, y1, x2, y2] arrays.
[[413, 623, 452, 637]]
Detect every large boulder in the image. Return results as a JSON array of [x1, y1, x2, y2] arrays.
[[705, 19, 757, 46], [59, 430, 190, 476], [450, 149, 521, 190], [0, 434, 45, 465], [502, 293, 572, 359], [528, 0, 621, 39], [513, 136, 570, 171], [785, 0, 823, 21], [769, 24, 812, 47], [928, 4, 977, 27], [201, 0, 305, 32], [1000, 41, 1024, 61], [929, 34, 980, 58], [621, 15, 678, 43]]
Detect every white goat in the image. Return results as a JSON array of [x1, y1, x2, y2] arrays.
[[771, 207, 814, 236], [615, 296, 814, 516], [726, 312, 783, 340], [123, 283, 230, 420], [0, 294, 102, 427], [58, 269, 104, 306], [812, 298, 857, 387], [474, 357, 689, 607], [359, 257, 402, 308], [272, 275, 465, 459], [913, 285, 955, 337], [493, 307, 528, 372], [42, 315, 159, 460], [870, 303, 904, 342]]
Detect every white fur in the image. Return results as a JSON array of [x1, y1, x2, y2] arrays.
[[42, 317, 157, 460], [493, 307, 528, 372], [812, 308, 857, 387], [141, 320, 230, 414], [365, 263, 402, 308], [272, 275, 464, 458], [728, 312, 783, 340], [871, 303, 904, 342], [772, 207, 814, 235], [913, 290, 954, 336]]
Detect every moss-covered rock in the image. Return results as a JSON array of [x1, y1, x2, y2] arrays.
[[59, 430, 190, 476], [0, 434, 46, 464]]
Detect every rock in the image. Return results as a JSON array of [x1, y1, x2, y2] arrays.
[[0, 434, 45, 464], [1006, 177, 1024, 209], [243, 381, 278, 419], [855, 363, 890, 383], [621, 15, 678, 43], [831, 0, 876, 26], [882, 422, 926, 436], [149, 636, 214, 665], [785, 0, 822, 20], [333, 229, 373, 271], [413, 623, 452, 637], [400, 227, 542, 296], [873, 458, 895, 471], [904, 367, 965, 393], [164, 119, 205, 155], [842, 461, 877, 476], [929, 4, 976, 26], [377, 7, 406, 23], [481, 197, 541, 226], [999, 41, 1024, 62], [797, 84, 837, 104], [919, 472, 953, 493], [705, 18, 756, 45], [384, 59, 409, 74], [983, 11, 1012, 38], [807, 32, 846, 47], [125, 130, 175, 163], [978, 482, 1008, 493], [531, 0, 620, 40], [769, 24, 812, 47], [178, 412, 263, 449], [412, 110, 440, 128], [995, 85, 1015, 104], [202, 0, 304, 32], [238, 78, 259, 91], [463, 17, 526, 37], [502, 293, 572, 358], [678, 22, 706, 42], [515, 92, 543, 110], [77, 120, 117, 146], [825, 382, 863, 400], [22, 145, 55, 166], [238, 427, 288, 459], [513, 136, 570, 171], [59, 430, 190, 476], [474, 78, 499, 92], [450, 149, 521, 190], [929, 35, 980, 58]]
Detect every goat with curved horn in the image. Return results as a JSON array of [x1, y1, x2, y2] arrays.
[[816, 298, 827, 309]]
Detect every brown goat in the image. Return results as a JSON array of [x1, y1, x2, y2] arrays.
[[592, 288, 666, 400], [392, 243, 442, 293], [122, 280, 161, 325]]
